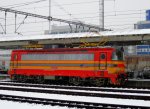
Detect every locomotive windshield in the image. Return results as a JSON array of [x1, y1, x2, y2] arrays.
[[112, 50, 124, 61]]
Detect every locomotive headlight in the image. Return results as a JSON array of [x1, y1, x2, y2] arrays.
[[117, 68, 124, 73], [116, 68, 121, 72]]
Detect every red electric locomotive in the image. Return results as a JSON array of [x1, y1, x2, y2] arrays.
[[9, 47, 126, 86]]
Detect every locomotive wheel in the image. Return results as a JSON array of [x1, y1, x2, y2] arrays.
[[16, 75, 27, 82], [117, 75, 126, 85], [20, 75, 27, 82], [11, 75, 17, 81], [94, 78, 106, 86], [36, 76, 45, 84], [69, 77, 81, 86], [16, 75, 21, 82]]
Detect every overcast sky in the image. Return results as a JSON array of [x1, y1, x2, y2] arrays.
[[0, 0, 150, 35]]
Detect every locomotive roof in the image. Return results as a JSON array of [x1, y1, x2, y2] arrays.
[[12, 47, 114, 53]]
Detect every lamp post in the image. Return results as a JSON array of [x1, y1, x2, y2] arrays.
[[49, 0, 51, 34]]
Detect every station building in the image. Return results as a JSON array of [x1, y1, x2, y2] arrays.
[[134, 10, 150, 29]]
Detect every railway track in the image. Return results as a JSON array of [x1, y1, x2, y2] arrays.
[[0, 81, 150, 108], [0, 81, 150, 94], [0, 82, 150, 101], [0, 94, 149, 109]]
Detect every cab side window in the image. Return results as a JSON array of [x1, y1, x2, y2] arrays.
[[100, 53, 106, 60]]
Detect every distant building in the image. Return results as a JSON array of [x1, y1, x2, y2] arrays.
[[134, 21, 150, 29], [134, 10, 150, 29], [45, 24, 100, 34], [124, 45, 150, 56], [146, 10, 150, 21]]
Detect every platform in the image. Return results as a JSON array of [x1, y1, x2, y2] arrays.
[[126, 79, 150, 88]]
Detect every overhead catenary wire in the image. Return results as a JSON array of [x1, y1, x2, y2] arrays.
[[1, 0, 48, 9], [15, 0, 100, 9], [0, 10, 145, 21], [0, 0, 146, 18], [0, 0, 147, 35], [0, 18, 141, 28], [1, 0, 146, 19], [13, 0, 114, 10], [5, 23, 135, 36], [0, 16, 145, 30], [53, 1, 79, 20], [0, 8, 145, 24], [0, 12, 144, 26], [0, 6, 105, 34]]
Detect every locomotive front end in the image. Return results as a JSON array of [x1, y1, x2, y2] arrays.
[[110, 48, 127, 85]]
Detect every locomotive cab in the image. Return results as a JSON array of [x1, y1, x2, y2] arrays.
[[93, 48, 126, 86], [112, 49, 124, 61], [110, 48, 126, 85]]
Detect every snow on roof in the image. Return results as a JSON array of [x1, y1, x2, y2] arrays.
[[0, 29, 150, 42], [99, 29, 150, 36]]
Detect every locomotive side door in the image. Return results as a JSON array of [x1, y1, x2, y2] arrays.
[[99, 52, 107, 70]]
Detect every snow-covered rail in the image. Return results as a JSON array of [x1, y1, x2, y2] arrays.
[[0, 94, 149, 109], [0, 83, 150, 101], [0, 81, 150, 94], [0, 82, 150, 108]]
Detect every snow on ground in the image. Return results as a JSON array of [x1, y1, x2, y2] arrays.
[[0, 90, 150, 107], [0, 100, 74, 109], [0, 78, 10, 81]]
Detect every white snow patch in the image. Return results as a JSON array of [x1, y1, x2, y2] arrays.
[[0, 100, 73, 109]]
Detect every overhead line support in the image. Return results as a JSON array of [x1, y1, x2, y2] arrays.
[[5, 11, 7, 34], [0, 7, 106, 32]]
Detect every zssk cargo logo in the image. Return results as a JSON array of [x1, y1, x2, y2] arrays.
[[79, 32, 109, 48]]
